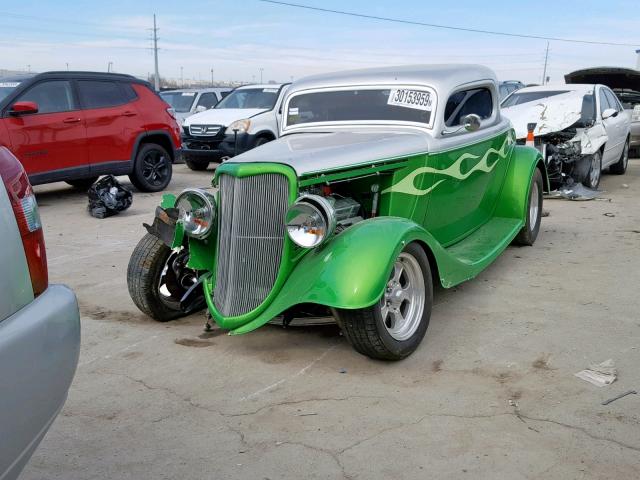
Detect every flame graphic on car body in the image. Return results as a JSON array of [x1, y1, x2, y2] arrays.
[[382, 132, 515, 196]]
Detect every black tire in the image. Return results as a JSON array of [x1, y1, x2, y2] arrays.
[[66, 177, 99, 189], [184, 157, 210, 171], [129, 143, 172, 192], [583, 151, 602, 189], [254, 136, 273, 147], [609, 140, 629, 175], [127, 233, 186, 322], [335, 242, 433, 361], [514, 168, 543, 246]]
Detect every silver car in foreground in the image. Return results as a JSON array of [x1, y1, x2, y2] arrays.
[[0, 147, 80, 480]]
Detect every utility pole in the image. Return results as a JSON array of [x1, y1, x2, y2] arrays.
[[65, 62, 69, 71], [210, 67, 214, 86], [107, 61, 113, 73], [541, 41, 549, 85], [180, 66, 183, 87], [152, 14, 160, 91], [259, 68, 264, 84]]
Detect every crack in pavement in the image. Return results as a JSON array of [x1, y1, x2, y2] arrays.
[[274, 441, 353, 480], [517, 413, 640, 453], [224, 395, 385, 417], [90, 369, 640, 464]]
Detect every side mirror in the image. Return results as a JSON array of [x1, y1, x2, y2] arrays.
[[602, 108, 617, 120], [462, 113, 482, 132], [195, 105, 207, 113], [441, 113, 482, 136], [10, 101, 39, 116]]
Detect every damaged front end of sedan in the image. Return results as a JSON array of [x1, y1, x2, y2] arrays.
[[502, 85, 606, 189], [535, 124, 607, 188]]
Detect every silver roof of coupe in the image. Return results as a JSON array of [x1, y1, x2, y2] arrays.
[[290, 64, 496, 93]]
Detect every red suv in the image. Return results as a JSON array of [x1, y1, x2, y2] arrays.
[[0, 71, 181, 192]]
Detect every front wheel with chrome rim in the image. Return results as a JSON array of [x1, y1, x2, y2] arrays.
[[335, 242, 433, 361], [583, 151, 602, 189], [514, 168, 543, 246], [127, 233, 204, 321]]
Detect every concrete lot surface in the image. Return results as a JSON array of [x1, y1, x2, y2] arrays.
[[20, 160, 640, 480]]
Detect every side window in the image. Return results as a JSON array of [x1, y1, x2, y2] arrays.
[[220, 91, 231, 98], [78, 80, 128, 109], [599, 88, 612, 115], [604, 89, 622, 112], [196, 92, 218, 109], [444, 87, 493, 127], [16, 80, 75, 114]]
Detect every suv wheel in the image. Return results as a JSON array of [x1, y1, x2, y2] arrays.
[[184, 157, 210, 171], [129, 143, 172, 192], [254, 136, 273, 147]]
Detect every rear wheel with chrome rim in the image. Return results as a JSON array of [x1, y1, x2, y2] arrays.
[[514, 168, 543, 246], [335, 242, 433, 361], [129, 143, 173, 192], [610, 139, 629, 175]]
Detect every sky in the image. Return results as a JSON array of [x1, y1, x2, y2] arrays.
[[0, 0, 638, 85]]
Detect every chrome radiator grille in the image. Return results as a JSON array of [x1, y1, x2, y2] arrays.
[[214, 173, 290, 316]]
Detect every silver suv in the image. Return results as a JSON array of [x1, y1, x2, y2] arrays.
[[160, 87, 233, 125]]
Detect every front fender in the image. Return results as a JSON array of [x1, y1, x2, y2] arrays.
[[494, 145, 546, 221], [229, 217, 435, 334]]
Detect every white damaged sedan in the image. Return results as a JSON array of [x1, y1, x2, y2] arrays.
[[501, 84, 630, 189]]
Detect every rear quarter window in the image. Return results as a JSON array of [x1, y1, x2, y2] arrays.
[[121, 83, 139, 102]]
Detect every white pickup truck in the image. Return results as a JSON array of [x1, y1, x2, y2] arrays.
[[180, 83, 289, 170]]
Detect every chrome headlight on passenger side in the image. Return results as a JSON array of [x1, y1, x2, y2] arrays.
[[176, 189, 216, 239], [285, 194, 336, 248]]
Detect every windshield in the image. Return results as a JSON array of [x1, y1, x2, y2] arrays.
[[0, 81, 21, 102], [285, 87, 436, 128], [215, 88, 279, 109], [501, 90, 569, 107], [160, 91, 197, 112]]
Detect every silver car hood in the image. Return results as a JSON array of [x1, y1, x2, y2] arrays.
[[229, 129, 430, 175]]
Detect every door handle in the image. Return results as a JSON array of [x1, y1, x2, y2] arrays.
[[122, 111, 137, 117], [63, 117, 81, 124]]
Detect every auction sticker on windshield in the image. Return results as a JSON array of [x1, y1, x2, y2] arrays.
[[388, 87, 435, 112]]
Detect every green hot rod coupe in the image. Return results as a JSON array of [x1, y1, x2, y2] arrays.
[[127, 65, 547, 360]]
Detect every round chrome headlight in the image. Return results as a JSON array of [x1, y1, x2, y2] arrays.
[[285, 195, 336, 248], [175, 189, 216, 239]]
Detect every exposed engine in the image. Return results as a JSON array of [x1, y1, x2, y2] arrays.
[[522, 127, 596, 189]]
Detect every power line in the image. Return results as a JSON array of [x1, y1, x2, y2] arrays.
[[258, 0, 640, 47]]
